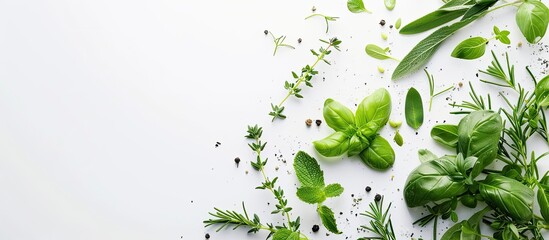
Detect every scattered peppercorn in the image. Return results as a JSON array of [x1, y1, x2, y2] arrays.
[[312, 6, 316, 12], [374, 194, 382, 202], [312, 224, 320, 232], [389, 25, 393, 29], [234, 157, 240, 166], [458, 82, 463, 87], [379, 20, 386, 26], [264, 30, 268, 35], [315, 119, 322, 126], [365, 186, 372, 192], [298, 38, 302, 43], [306, 119, 313, 126], [205, 233, 210, 239]]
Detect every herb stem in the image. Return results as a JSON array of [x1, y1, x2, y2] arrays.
[[486, 0, 522, 14], [433, 216, 438, 240]]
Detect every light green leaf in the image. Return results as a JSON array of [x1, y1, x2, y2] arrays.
[[359, 136, 395, 170], [273, 229, 301, 240], [535, 75, 549, 107], [431, 124, 459, 148], [418, 149, 438, 163], [516, 0, 549, 44], [313, 132, 350, 158], [347, 0, 370, 13], [399, 0, 474, 34], [365, 44, 397, 61], [356, 88, 392, 129], [296, 186, 326, 204], [479, 174, 534, 221], [317, 205, 341, 234], [348, 133, 370, 157], [405, 87, 424, 130], [394, 130, 403, 146], [324, 183, 344, 198], [294, 151, 325, 187], [385, 0, 396, 10], [451, 37, 487, 60], [323, 98, 356, 132], [395, 18, 402, 30]]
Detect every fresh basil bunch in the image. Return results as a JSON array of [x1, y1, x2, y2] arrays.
[[313, 88, 395, 170]]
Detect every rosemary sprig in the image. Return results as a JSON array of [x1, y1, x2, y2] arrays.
[[450, 82, 492, 114], [479, 51, 516, 89], [204, 202, 272, 233], [269, 38, 342, 121], [425, 69, 453, 111], [359, 196, 396, 240], [269, 31, 295, 56], [305, 13, 339, 33]]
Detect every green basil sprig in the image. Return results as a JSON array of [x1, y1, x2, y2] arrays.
[[451, 26, 510, 60], [479, 174, 534, 222], [313, 89, 394, 170]]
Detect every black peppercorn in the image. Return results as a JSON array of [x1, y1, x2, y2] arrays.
[[205, 233, 210, 239], [234, 157, 240, 166], [379, 20, 386, 26], [298, 38, 302, 43], [365, 186, 371, 192], [264, 30, 268, 35], [374, 194, 382, 202], [312, 225, 320, 232], [315, 119, 322, 126]]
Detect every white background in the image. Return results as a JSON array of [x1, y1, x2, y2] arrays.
[[0, 0, 548, 239]]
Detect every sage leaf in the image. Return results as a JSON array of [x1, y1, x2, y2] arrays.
[[313, 132, 350, 158], [294, 151, 325, 187], [359, 136, 395, 170], [399, 0, 474, 34], [296, 186, 326, 204], [405, 87, 424, 130], [393, 15, 479, 80], [479, 174, 534, 221], [365, 44, 397, 61], [516, 0, 549, 44], [431, 124, 459, 148], [323, 98, 355, 132], [317, 205, 341, 234], [384, 0, 396, 10], [347, 0, 370, 13], [324, 183, 344, 198], [461, 0, 497, 20], [451, 37, 487, 59]]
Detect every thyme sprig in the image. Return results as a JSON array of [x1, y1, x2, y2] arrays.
[[305, 13, 339, 33], [269, 38, 342, 121], [269, 31, 295, 56]]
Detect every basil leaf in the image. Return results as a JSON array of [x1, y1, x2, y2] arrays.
[[393, 15, 479, 80], [399, 0, 474, 34], [347, 0, 370, 13], [294, 151, 325, 187], [431, 124, 459, 148], [479, 174, 534, 222], [313, 132, 350, 157], [272, 229, 301, 240], [324, 183, 344, 198], [393, 130, 403, 146], [384, 0, 396, 10], [359, 135, 395, 170], [405, 87, 424, 130], [323, 98, 356, 132], [317, 205, 341, 234], [538, 175, 549, 222], [296, 186, 326, 204], [442, 207, 489, 240], [365, 44, 395, 60], [458, 110, 502, 168], [441, 221, 463, 240], [451, 37, 487, 60], [356, 88, 392, 129], [516, 0, 549, 44], [418, 149, 438, 163], [535, 75, 549, 107], [348, 133, 370, 157], [404, 156, 468, 207]]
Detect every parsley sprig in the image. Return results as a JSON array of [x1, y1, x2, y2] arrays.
[[270, 38, 342, 121]]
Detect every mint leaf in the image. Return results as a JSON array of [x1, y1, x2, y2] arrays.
[[272, 229, 300, 240], [317, 205, 341, 234], [296, 186, 326, 204], [294, 151, 325, 188], [324, 183, 344, 198]]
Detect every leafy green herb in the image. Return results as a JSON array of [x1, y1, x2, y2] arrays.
[[269, 31, 295, 56], [425, 69, 453, 111], [538, 175, 549, 222], [270, 38, 342, 121], [365, 44, 400, 61], [389, 120, 401, 128], [405, 87, 424, 130], [384, 0, 396, 10], [393, 130, 403, 146], [493, 25, 511, 44], [293, 151, 343, 234], [395, 18, 402, 30], [479, 51, 516, 89], [399, 0, 474, 35], [347, 0, 371, 13], [430, 124, 458, 148], [314, 89, 395, 170], [516, 0, 549, 43], [479, 174, 534, 221], [358, 196, 396, 240], [418, 149, 438, 163], [305, 14, 339, 33], [451, 26, 510, 60]]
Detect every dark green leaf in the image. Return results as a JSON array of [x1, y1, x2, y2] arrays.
[[479, 174, 534, 221], [516, 0, 549, 43], [405, 87, 424, 130], [461, 0, 497, 20], [538, 175, 549, 222], [399, 0, 474, 34], [359, 136, 395, 170], [458, 110, 503, 167], [451, 37, 487, 60], [318, 205, 341, 234], [293, 151, 325, 187], [431, 124, 459, 148]]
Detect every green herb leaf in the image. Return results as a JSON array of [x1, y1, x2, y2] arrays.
[[395, 18, 402, 30], [356, 88, 392, 129], [365, 44, 398, 61], [393, 16, 479, 80], [535, 75, 549, 107], [431, 124, 459, 148], [272, 229, 301, 240], [323, 98, 355, 132], [359, 136, 395, 170], [313, 132, 350, 158], [348, 133, 370, 157], [394, 130, 404, 146], [451, 37, 487, 60], [399, 0, 473, 34], [347, 0, 371, 13], [296, 186, 326, 204], [317, 205, 341, 234], [538, 175, 549, 222], [389, 120, 402, 128], [480, 174, 534, 221], [458, 110, 502, 168], [418, 149, 438, 163], [384, 0, 396, 10], [294, 151, 325, 187], [324, 183, 344, 198], [405, 87, 424, 130], [516, 0, 549, 44], [460, 0, 497, 20]]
